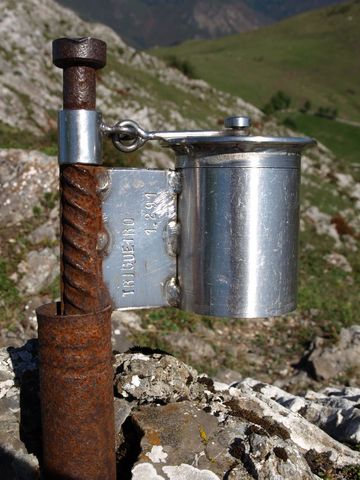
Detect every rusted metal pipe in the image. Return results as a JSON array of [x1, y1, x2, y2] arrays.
[[37, 303, 115, 480], [36, 37, 116, 479]]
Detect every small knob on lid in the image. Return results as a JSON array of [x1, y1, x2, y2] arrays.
[[224, 116, 251, 130]]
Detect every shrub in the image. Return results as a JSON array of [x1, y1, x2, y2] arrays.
[[165, 55, 197, 78], [299, 100, 312, 114], [282, 117, 297, 129], [263, 90, 291, 115], [315, 106, 338, 120]]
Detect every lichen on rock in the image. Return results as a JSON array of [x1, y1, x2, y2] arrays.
[[2, 343, 360, 479]]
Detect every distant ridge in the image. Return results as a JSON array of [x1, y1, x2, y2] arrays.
[[151, 0, 360, 123], [54, 0, 347, 48]]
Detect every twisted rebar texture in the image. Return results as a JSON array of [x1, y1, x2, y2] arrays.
[[60, 164, 110, 315]]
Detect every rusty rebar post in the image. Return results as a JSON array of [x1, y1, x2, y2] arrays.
[[36, 38, 116, 480], [53, 37, 110, 315]]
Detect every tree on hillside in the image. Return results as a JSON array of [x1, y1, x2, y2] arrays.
[[300, 100, 312, 113], [165, 55, 197, 79], [315, 106, 338, 120], [263, 91, 291, 115]]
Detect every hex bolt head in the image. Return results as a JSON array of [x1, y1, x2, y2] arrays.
[[224, 116, 251, 130], [52, 37, 107, 70]]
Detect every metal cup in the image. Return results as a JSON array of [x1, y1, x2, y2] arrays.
[[170, 117, 315, 318]]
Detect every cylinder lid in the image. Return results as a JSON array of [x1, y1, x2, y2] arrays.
[[166, 116, 316, 153]]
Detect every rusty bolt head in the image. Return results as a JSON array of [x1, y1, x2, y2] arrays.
[[52, 37, 107, 70]]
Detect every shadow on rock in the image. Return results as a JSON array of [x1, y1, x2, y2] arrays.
[[0, 445, 39, 480], [7, 339, 42, 462]]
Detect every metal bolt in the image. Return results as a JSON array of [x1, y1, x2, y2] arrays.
[[53, 37, 106, 70], [224, 116, 251, 130], [53, 37, 107, 110]]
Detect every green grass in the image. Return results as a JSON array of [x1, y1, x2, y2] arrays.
[[0, 121, 58, 154], [0, 259, 21, 325], [298, 229, 360, 340], [276, 112, 360, 168], [150, 1, 360, 123]]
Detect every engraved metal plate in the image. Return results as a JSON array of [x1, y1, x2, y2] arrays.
[[102, 168, 179, 310]]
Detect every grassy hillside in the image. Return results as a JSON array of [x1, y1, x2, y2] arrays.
[[1, 0, 360, 389], [151, 1, 360, 123], [274, 112, 360, 168]]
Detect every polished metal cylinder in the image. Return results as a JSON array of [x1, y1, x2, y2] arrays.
[[58, 109, 102, 165], [176, 151, 301, 318]]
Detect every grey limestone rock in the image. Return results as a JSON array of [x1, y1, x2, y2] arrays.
[[0, 149, 58, 227], [112, 351, 360, 479], [164, 331, 216, 364], [128, 401, 221, 476], [304, 326, 360, 381], [228, 381, 360, 468], [303, 206, 341, 246], [235, 378, 360, 448], [28, 220, 57, 245], [132, 463, 222, 480], [17, 248, 59, 295], [324, 252, 352, 273], [111, 311, 141, 353], [2, 344, 360, 480], [114, 351, 207, 403]]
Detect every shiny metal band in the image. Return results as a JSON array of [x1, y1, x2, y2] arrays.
[[176, 152, 301, 169], [58, 110, 102, 165]]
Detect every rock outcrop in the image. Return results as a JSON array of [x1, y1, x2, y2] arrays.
[[302, 326, 360, 382], [0, 0, 260, 136], [1, 343, 360, 480]]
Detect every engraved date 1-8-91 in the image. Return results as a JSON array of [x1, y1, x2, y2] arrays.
[[143, 193, 158, 235]]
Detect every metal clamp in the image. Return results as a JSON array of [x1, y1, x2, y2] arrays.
[[59, 110, 103, 165]]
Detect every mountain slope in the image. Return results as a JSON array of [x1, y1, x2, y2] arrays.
[[55, 0, 267, 49], [55, 0, 346, 48], [245, 0, 347, 20], [151, 1, 360, 123], [0, 0, 259, 141], [0, 0, 360, 385]]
